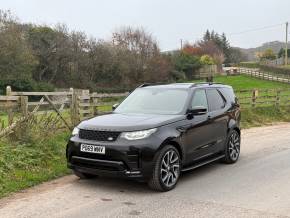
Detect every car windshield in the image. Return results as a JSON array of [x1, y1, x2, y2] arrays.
[[114, 88, 189, 115]]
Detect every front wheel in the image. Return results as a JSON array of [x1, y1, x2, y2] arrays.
[[223, 129, 241, 164], [148, 145, 181, 192]]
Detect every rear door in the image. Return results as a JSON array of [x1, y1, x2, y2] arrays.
[[206, 88, 228, 153]]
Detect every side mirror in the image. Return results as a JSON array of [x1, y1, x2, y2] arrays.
[[112, 103, 119, 111], [187, 106, 207, 116]]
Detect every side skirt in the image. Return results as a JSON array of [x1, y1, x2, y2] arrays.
[[181, 154, 225, 172]]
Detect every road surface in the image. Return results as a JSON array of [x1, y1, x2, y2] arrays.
[[1, 123, 290, 218]]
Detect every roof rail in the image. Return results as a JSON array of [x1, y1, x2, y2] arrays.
[[190, 82, 223, 87], [138, 82, 168, 88]]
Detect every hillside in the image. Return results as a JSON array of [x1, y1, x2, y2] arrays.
[[238, 41, 290, 61]]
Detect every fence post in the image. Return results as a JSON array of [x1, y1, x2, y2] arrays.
[[91, 93, 98, 116], [276, 90, 280, 107], [20, 96, 28, 117], [81, 89, 91, 119], [19, 96, 29, 137], [6, 86, 14, 126], [70, 88, 79, 127], [252, 89, 258, 108], [69, 87, 74, 126]]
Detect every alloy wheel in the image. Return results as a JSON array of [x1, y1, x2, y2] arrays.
[[160, 149, 180, 187], [228, 131, 240, 161]]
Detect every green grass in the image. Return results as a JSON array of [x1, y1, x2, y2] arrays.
[[193, 75, 290, 90], [0, 131, 71, 198], [241, 106, 290, 129], [0, 114, 8, 127], [280, 65, 290, 69]]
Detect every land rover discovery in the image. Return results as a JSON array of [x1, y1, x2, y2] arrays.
[[66, 83, 241, 191]]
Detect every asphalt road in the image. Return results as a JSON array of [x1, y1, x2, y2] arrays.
[[1, 123, 290, 218]]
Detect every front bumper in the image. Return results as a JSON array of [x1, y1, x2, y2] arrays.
[[68, 156, 142, 178], [66, 136, 161, 180]]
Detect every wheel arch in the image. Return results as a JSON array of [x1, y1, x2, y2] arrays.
[[228, 118, 240, 135], [159, 138, 184, 162], [233, 127, 241, 136]]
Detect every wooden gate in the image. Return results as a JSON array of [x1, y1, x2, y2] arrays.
[[0, 86, 74, 138], [0, 86, 128, 138]]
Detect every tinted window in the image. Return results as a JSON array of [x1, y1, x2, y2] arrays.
[[191, 89, 208, 110], [219, 87, 236, 104], [207, 89, 225, 112]]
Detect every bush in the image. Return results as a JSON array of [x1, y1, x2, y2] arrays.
[[0, 79, 36, 95], [174, 53, 202, 80], [169, 70, 186, 81], [238, 62, 260, 68], [0, 79, 55, 95], [200, 55, 215, 65]]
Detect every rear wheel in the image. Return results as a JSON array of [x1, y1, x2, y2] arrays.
[[223, 129, 241, 164], [73, 169, 97, 179], [148, 145, 181, 192]]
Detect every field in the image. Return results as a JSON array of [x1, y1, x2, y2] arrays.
[[192, 74, 290, 90]]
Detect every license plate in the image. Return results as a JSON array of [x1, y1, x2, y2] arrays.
[[80, 144, 105, 154]]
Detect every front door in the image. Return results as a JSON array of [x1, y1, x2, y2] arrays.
[[179, 89, 214, 164]]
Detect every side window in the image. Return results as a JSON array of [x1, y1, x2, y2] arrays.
[[206, 89, 225, 112], [219, 87, 236, 104], [191, 89, 208, 110]]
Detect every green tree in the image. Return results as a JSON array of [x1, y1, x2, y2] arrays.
[[278, 48, 290, 58], [0, 11, 37, 91], [174, 53, 201, 79], [203, 30, 211, 42], [256, 49, 276, 61], [200, 30, 234, 64]]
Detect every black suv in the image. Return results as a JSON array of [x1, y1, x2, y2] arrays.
[[66, 83, 241, 191]]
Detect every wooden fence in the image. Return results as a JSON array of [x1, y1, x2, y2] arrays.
[[236, 88, 290, 108], [0, 85, 289, 137], [238, 68, 290, 84], [0, 86, 128, 137], [261, 57, 290, 66]]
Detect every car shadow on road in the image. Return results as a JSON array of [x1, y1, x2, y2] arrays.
[[72, 160, 235, 195], [73, 175, 154, 195]]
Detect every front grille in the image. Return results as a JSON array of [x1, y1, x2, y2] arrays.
[[79, 129, 121, 142]]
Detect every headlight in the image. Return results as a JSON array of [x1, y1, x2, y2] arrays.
[[72, 127, 79, 136], [120, 128, 157, 140]]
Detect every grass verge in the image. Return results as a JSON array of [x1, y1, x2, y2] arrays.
[[241, 106, 290, 129], [0, 131, 71, 198]]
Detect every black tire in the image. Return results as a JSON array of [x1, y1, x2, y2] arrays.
[[223, 129, 241, 164], [148, 145, 181, 192], [73, 169, 97, 179]]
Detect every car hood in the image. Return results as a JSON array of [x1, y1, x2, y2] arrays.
[[78, 113, 185, 131]]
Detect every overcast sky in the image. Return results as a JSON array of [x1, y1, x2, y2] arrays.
[[1, 0, 289, 51]]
